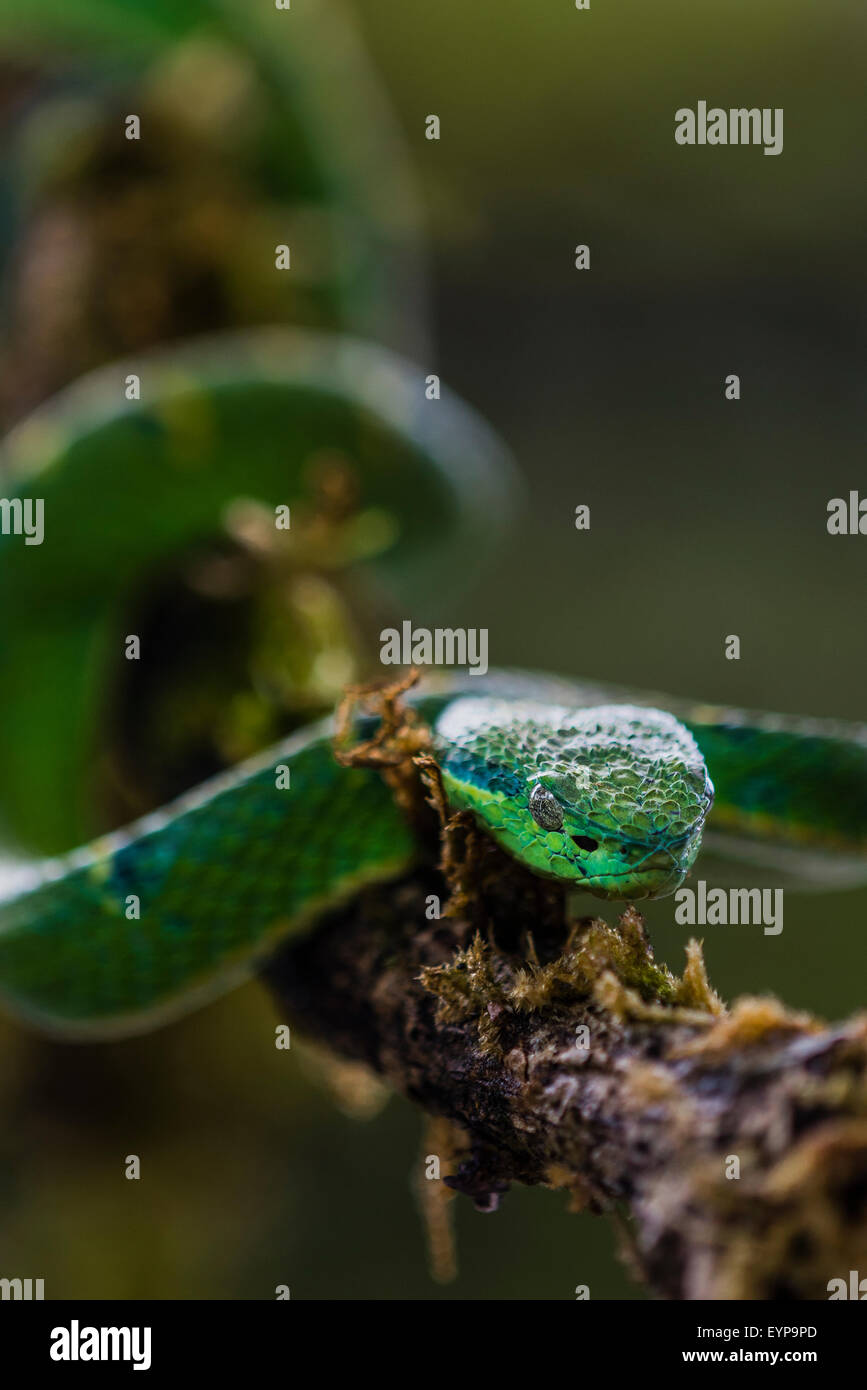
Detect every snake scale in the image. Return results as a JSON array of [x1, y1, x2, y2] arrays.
[[0, 333, 865, 1037], [0, 7, 864, 1040]]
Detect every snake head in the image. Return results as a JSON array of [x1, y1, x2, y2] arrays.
[[434, 698, 714, 901]]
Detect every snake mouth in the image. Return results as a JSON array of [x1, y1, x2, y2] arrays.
[[565, 841, 694, 901], [573, 864, 687, 902]]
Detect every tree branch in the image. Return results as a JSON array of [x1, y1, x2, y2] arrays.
[[264, 865, 867, 1300]]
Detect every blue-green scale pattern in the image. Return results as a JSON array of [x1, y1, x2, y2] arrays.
[[0, 737, 415, 1030]]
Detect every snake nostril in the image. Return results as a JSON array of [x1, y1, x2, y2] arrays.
[[572, 835, 598, 852]]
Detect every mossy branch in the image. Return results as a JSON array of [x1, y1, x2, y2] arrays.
[[265, 866, 867, 1300], [265, 676, 867, 1299]]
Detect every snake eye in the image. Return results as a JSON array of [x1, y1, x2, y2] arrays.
[[529, 783, 564, 832]]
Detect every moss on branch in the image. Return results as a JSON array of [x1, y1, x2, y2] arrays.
[[265, 675, 867, 1299], [264, 866, 867, 1300]]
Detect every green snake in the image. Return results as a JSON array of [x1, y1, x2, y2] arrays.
[[0, 333, 866, 1038], [0, 7, 865, 1041]]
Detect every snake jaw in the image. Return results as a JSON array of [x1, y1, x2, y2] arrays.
[[556, 782, 712, 900], [573, 833, 704, 901], [526, 814, 707, 901]]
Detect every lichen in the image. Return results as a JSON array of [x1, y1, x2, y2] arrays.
[[269, 852, 867, 1301], [420, 905, 724, 1048], [672, 994, 820, 1059], [705, 1120, 867, 1299]]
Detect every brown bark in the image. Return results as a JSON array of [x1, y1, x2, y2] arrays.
[[265, 678, 867, 1300], [264, 864, 867, 1301]]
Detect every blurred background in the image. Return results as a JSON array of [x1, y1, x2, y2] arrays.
[[0, 0, 864, 1299]]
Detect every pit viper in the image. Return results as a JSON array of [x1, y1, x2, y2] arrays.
[[0, 332, 865, 1038]]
